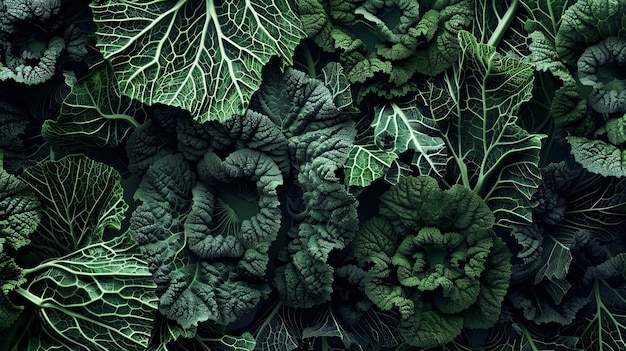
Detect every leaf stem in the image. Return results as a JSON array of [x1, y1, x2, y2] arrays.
[[302, 43, 318, 79], [253, 302, 284, 339], [487, 0, 520, 48], [15, 287, 45, 307]]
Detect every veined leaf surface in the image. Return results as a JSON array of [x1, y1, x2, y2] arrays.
[[90, 0, 304, 122], [371, 101, 448, 179], [418, 31, 544, 226], [345, 145, 398, 187]]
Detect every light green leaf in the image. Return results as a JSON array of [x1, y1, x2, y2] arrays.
[[19, 233, 158, 351], [42, 62, 144, 153], [567, 136, 626, 177], [90, 0, 304, 122], [371, 101, 448, 179], [321, 62, 353, 110], [344, 145, 397, 187]]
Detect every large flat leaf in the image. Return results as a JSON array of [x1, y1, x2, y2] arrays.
[[20, 155, 128, 257], [533, 233, 579, 304], [42, 63, 144, 153], [579, 272, 626, 351], [321, 62, 353, 110], [90, 0, 304, 122], [418, 31, 544, 226], [344, 100, 433, 188], [371, 101, 448, 179], [344, 145, 397, 187], [19, 234, 158, 351]]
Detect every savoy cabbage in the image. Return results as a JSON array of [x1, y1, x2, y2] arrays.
[[2, 1, 626, 350]]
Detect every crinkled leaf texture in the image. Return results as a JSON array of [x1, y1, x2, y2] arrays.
[[176, 109, 290, 175], [555, 0, 626, 66], [355, 175, 511, 348], [0, 246, 25, 331], [524, 25, 590, 135], [0, 150, 41, 331], [0, 0, 88, 85], [13, 233, 158, 351], [300, 0, 474, 99], [126, 66, 356, 334], [0, 151, 41, 252], [189, 149, 283, 279], [131, 154, 210, 331], [131, 151, 278, 333], [90, 0, 304, 122], [577, 37, 626, 114], [567, 135, 626, 178], [522, 0, 626, 177], [247, 67, 358, 308]]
